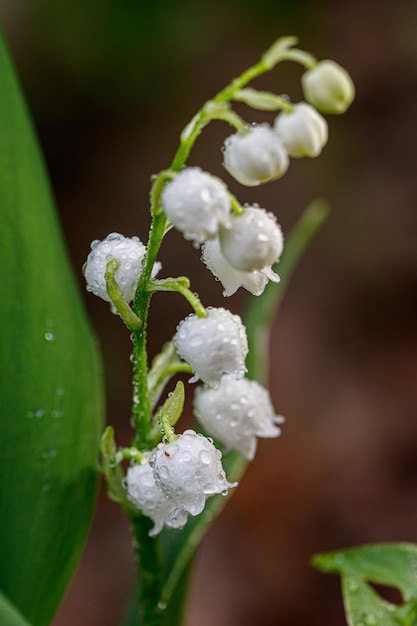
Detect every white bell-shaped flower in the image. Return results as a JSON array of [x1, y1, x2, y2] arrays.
[[223, 124, 289, 186], [126, 461, 188, 536], [202, 237, 279, 297], [160, 167, 231, 244], [150, 429, 237, 516], [83, 232, 147, 303], [194, 375, 284, 460], [174, 307, 248, 387], [302, 60, 355, 115], [274, 102, 328, 158], [218, 206, 284, 272]]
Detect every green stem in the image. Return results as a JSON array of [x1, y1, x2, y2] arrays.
[[149, 279, 207, 318], [105, 259, 142, 330], [229, 194, 244, 215], [131, 516, 165, 626]]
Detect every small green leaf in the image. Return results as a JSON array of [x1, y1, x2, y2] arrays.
[[313, 543, 417, 626], [233, 88, 292, 112], [100, 427, 130, 509], [0, 26, 104, 625]]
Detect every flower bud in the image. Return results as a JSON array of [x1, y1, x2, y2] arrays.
[[126, 461, 188, 536], [194, 375, 284, 460], [274, 102, 328, 158], [160, 167, 231, 243], [174, 307, 248, 387], [151, 429, 236, 516], [218, 206, 284, 272], [202, 238, 279, 297], [223, 125, 289, 186], [302, 60, 355, 114], [83, 232, 146, 303]]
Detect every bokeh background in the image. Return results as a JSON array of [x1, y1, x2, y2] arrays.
[[2, 0, 417, 624]]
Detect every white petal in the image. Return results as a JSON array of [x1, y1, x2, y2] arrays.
[[202, 238, 279, 297], [161, 167, 231, 244], [151, 430, 236, 516], [174, 307, 248, 387], [274, 103, 328, 158], [84, 232, 146, 303], [194, 375, 283, 460], [223, 125, 289, 186], [219, 206, 284, 272]]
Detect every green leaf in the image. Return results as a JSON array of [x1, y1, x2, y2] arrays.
[[0, 593, 32, 626], [0, 26, 104, 626], [313, 543, 417, 626]]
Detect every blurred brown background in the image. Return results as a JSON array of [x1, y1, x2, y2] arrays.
[[2, 0, 417, 624]]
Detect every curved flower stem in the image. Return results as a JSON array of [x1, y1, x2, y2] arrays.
[[230, 194, 244, 215], [149, 278, 207, 318], [170, 38, 311, 170], [105, 259, 142, 330]]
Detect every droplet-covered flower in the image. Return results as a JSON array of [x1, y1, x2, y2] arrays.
[[219, 206, 284, 272], [302, 60, 355, 115], [151, 429, 236, 516], [161, 167, 231, 243], [83, 232, 146, 303], [274, 102, 328, 158], [194, 375, 284, 460], [126, 461, 188, 536], [223, 125, 289, 186], [174, 307, 248, 387], [202, 238, 279, 297]]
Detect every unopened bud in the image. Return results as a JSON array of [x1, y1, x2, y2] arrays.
[[219, 206, 284, 272], [274, 103, 328, 158], [223, 125, 289, 186], [302, 60, 355, 114]]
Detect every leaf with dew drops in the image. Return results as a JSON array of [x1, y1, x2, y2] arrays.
[[0, 26, 104, 626], [312, 543, 417, 626]]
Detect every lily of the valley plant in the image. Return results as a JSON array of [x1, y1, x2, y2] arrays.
[[82, 36, 354, 623]]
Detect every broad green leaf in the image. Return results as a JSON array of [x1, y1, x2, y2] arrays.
[[0, 27, 104, 626], [0, 593, 32, 626], [313, 543, 417, 626]]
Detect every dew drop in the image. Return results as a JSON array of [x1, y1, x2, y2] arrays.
[[199, 450, 212, 464], [347, 579, 359, 593], [159, 465, 169, 479], [28, 408, 45, 419], [334, 553, 346, 565]]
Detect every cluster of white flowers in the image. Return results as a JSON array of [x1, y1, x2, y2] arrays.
[[160, 59, 353, 298], [84, 49, 354, 536]]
